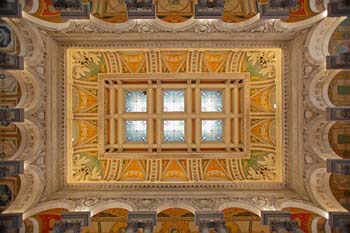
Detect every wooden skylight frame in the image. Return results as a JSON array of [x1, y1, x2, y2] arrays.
[[98, 73, 251, 159]]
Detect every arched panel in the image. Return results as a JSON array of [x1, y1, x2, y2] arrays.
[[328, 122, 350, 158], [328, 71, 350, 107]]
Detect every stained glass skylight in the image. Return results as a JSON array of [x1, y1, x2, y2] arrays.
[[201, 120, 223, 142], [163, 90, 185, 112], [163, 120, 185, 142], [201, 90, 223, 112], [125, 120, 147, 142], [125, 91, 147, 112]]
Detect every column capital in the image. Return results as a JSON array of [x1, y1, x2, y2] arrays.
[[195, 211, 224, 225], [0, 54, 24, 70], [261, 211, 304, 233], [126, 0, 156, 19], [0, 0, 22, 18], [329, 212, 350, 227], [0, 161, 24, 179], [260, 0, 298, 19], [327, 0, 350, 17], [327, 159, 350, 175], [326, 107, 350, 121], [51, 211, 91, 233], [326, 53, 350, 70], [261, 211, 290, 225], [0, 213, 23, 233], [0, 108, 24, 126], [128, 211, 157, 225], [53, 0, 91, 19]]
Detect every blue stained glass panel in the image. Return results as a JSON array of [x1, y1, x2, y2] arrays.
[[201, 90, 223, 112], [201, 120, 223, 142], [125, 91, 147, 112], [125, 120, 147, 142], [163, 90, 185, 112], [163, 120, 185, 142]]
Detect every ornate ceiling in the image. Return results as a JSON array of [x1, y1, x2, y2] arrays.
[[1, 0, 350, 232], [66, 48, 283, 183]]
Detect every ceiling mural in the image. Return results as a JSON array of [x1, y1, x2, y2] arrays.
[[82, 208, 128, 233], [329, 17, 350, 56], [0, 75, 21, 160], [330, 174, 350, 212], [67, 48, 283, 183], [24, 0, 324, 24]]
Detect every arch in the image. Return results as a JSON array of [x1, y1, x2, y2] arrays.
[[5, 69, 41, 112], [23, 200, 75, 219], [328, 122, 350, 158], [153, 17, 196, 32], [327, 71, 350, 107], [218, 201, 261, 217], [10, 120, 42, 163], [275, 10, 327, 32], [214, 14, 260, 32], [90, 15, 136, 32], [307, 69, 340, 111], [22, 12, 72, 31], [90, 201, 134, 217], [4, 165, 45, 215], [276, 199, 328, 219], [155, 202, 196, 214], [309, 168, 347, 212], [305, 17, 347, 65], [304, 116, 340, 161]]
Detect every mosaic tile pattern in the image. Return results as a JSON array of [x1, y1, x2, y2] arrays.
[[201, 90, 223, 112], [201, 120, 223, 142], [163, 120, 185, 142], [125, 91, 147, 112], [125, 120, 147, 142], [163, 90, 185, 112]]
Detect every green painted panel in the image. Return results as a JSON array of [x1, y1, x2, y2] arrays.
[[337, 85, 350, 95], [338, 134, 350, 144]]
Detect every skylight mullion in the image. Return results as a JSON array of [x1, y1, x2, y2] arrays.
[[109, 86, 116, 150], [194, 81, 201, 152], [147, 83, 154, 149], [233, 83, 239, 148], [224, 83, 231, 149], [117, 86, 124, 150], [186, 80, 192, 152], [155, 84, 162, 150]]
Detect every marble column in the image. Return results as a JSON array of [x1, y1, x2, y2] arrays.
[[327, 159, 350, 175], [326, 107, 350, 121], [0, 213, 22, 233], [195, 211, 228, 233], [261, 211, 304, 233], [326, 53, 350, 69], [0, 108, 24, 126], [127, 211, 157, 233], [0, 0, 22, 18], [327, 0, 350, 17], [52, 0, 90, 18], [0, 54, 24, 70], [51, 211, 90, 233], [0, 161, 24, 179], [329, 212, 350, 233]]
